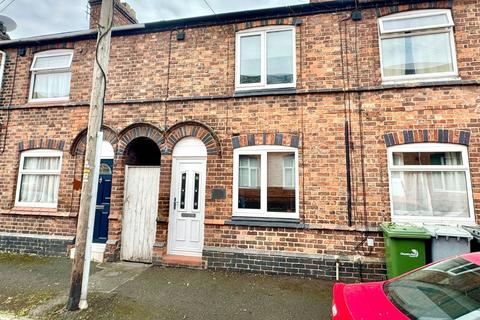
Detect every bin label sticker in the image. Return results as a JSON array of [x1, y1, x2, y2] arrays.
[[400, 249, 419, 258]]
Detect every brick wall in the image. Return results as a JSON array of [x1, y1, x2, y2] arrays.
[[203, 247, 386, 282], [0, 0, 479, 280], [0, 232, 74, 256]]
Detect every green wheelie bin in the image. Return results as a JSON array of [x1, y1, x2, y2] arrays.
[[380, 222, 431, 279]]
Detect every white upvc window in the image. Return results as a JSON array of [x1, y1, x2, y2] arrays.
[[387, 143, 474, 224], [29, 50, 73, 102], [15, 149, 63, 208], [233, 145, 299, 219], [235, 26, 296, 91], [378, 10, 458, 83]]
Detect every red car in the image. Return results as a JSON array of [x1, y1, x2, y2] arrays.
[[332, 252, 480, 320]]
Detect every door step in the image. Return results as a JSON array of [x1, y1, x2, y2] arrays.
[[162, 254, 203, 268], [70, 243, 106, 263]]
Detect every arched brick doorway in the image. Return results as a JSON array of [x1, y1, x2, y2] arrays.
[[167, 137, 208, 257], [119, 124, 163, 263]]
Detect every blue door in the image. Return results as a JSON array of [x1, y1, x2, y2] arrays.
[[93, 159, 113, 243]]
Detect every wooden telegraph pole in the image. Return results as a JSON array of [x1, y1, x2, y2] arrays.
[[67, 0, 114, 311]]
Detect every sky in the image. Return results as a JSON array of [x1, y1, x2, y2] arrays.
[[1, 0, 308, 39]]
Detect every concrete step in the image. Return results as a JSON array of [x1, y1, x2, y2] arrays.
[[70, 243, 106, 263], [162, 254, 203, 268]]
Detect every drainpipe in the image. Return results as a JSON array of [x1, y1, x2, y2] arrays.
[[345, 121, 353, 227]]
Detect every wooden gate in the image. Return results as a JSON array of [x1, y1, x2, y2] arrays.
[[121, 166, 160, 263]]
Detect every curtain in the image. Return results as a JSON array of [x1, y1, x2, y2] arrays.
[[19, 157, 60, 204], [23, 156, 60, 170], [392, 154, 469, 218], [33, 72, 71, 99]]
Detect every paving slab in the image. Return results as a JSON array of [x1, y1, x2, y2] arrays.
[[89, 261, 150, 293]]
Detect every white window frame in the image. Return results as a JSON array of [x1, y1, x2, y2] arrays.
[[378, 9, 459, 84], [233, 145, 299, 219], [387, 143, 474, 224], [29, 49, 73, 103], [15, 149, 63, 208], [235, 25, 296, 91]]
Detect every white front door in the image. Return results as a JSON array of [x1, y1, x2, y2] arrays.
[[168, 159, 206, 257], [121, 166, 160, 263]]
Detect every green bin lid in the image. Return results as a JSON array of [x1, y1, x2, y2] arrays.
[[380, 222, 431, 239]]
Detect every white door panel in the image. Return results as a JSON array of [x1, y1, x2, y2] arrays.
[[168, 159, 206, 256]]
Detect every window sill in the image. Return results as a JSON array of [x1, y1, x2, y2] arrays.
[[26, 98, 70, 106], [381, 76, 461, 87], [234, 87, 296, 98], [391, 217, 475, 226], [226, 217, 305, 229], [1, 207, 73, 217]]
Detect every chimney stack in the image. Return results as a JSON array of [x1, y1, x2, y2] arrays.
[[88, 0, 138, 29]]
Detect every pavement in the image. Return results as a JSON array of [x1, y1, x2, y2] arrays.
[[0, 253, 333, 320]]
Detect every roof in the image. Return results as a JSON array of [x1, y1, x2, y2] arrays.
[[0, 0, 434, 48]]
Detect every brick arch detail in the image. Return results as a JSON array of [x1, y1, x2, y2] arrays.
[[70, 125, 118, 156], [18, 138, 65, 152], [117, 122, 164, 155], [235, 18, 301, 32], [163, 121, 221, 156], [375, 1, 452, 17], [31, 42, 75, 54], [384, 129, 470, 147], [232, 132, 300, 149]]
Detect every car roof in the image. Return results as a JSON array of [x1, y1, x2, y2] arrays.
[[461, 252, 480, 265]]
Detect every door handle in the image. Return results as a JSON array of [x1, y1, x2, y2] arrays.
[[173, 197, 177, 210]]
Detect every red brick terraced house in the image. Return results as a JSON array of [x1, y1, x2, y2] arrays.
[[0, 0, 479, 282]]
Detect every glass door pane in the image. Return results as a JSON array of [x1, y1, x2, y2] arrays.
[[179, 172, 187, 210]]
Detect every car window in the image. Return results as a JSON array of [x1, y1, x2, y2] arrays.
[[384, 257, 480, 320]]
